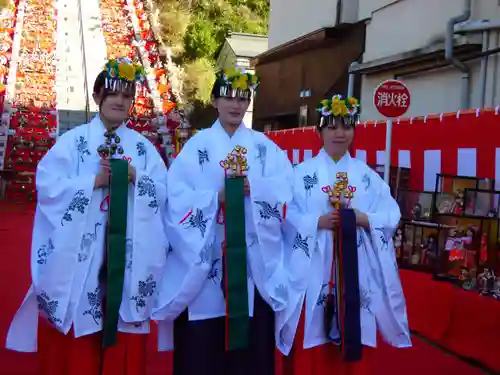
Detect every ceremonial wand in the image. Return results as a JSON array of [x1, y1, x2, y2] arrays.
[[322, 173, 354, 344], [97, 130, 128, 355], [323, 172, 362, 361], [219, 146, 250, 351]]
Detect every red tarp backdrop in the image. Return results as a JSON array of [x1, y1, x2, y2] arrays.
[[265, 108, 500, 372], [266, 109, 500, 190]]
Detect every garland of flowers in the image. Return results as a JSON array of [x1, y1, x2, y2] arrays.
[[217, 67, 259, 91], [104, 57, 145, 83], [317, 94, 360, 118]]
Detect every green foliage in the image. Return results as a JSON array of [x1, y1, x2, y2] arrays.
[[157, 2, 191, 54], [155, 0, 269, 110], [156, 0, 269, 61], [182, 57, 216, 104], [183, 17, 219, 60]]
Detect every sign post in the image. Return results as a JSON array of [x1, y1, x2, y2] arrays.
[[373, 80, 411, 184]]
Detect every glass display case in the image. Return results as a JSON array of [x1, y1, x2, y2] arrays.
[[432, 174, 494, 217], [396, 221, 449, 273], [463, 188, 500, 218], [395, 174, 500, 297], [397, 189, 434, 221]]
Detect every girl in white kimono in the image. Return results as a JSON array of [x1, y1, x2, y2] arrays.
[[154, 66, 293, 375], [6, 58, 169, 375], [278, 94, 411, 375]]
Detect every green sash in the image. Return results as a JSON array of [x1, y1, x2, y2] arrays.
[[224, 176, 249, 350], [103, 159, 129, 348]]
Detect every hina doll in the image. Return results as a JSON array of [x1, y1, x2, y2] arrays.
[[411, 202, 422, 220], [462, 226, 476, 268], [462, 227, 475, 249], [458, 267, 469, 287], [153, 66, 293, 375], [452, 190, 465, 215], [6, 58, 169, 375], [279, 94, 410, 375], [446, 228, 464, 261], [492, 276, 500, 300], [478, 268, 495, 295], [421, 234, 438, 266], [462, 268, 477, 291]]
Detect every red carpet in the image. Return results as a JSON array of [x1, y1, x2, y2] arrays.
[[0, 203, 484, 374]]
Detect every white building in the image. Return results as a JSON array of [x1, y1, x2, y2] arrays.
[[216, 32, 268, 127], [268, 0, 500, 121], [268, 0, 358, 49]]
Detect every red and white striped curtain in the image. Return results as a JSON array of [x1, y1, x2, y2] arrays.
[[266, 108, 500, 191]]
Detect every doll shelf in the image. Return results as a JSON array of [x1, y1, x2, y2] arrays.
[[396, 173, 500, 288], [397, 189, 434, 221], [431, 173, 494, 219], [397, 220, 452, 274], [463, 188, 500, 219]]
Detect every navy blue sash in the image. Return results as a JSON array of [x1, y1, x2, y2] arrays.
[[325, 209, 362, 362], [338, 208, 362, 362]]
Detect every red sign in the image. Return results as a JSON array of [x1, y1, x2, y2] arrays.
[[373, 80, 411, 118]]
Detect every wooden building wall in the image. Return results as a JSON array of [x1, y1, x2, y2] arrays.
[[253, 23, 365, 131]]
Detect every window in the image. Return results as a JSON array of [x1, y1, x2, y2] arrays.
[[299, 105, 308, 126]]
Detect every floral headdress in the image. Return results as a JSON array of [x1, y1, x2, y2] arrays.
[[102, 57, 146, 94], [316, 94, 361, 128], [213, 66, 259, 100]]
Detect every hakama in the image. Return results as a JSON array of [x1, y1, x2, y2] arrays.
[[6, 117, 169, 375], [278, 150, 411, 374], [173, 291, 275, 375], [39, 319, 146, 375], [283, 311, 376, 375], [154, 120, 294, 375]]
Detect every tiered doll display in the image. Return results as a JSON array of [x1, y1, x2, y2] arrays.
[[395, 173, 500, 300], [3, 0, 57, 202]]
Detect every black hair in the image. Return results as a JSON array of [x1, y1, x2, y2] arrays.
[[93, 71, 107, 95], [93, 71, 136, 108], [211, 81, 220, 98], [211, 80, 252, 101], [316, 115, 357, 133]]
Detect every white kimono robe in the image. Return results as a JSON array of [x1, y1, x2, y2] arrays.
[[6, 116, 169, 352], [277, 150, 411, 355], [154, 120, 293, 350]]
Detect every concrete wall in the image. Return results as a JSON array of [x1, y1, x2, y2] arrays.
[[55, 0, 89, 134], [268, 0, 358, 49], [80, 0, 108, 115], [359, 0, 500, 121], [267, 0, 500, 122], [54, 0, 108, 135]]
